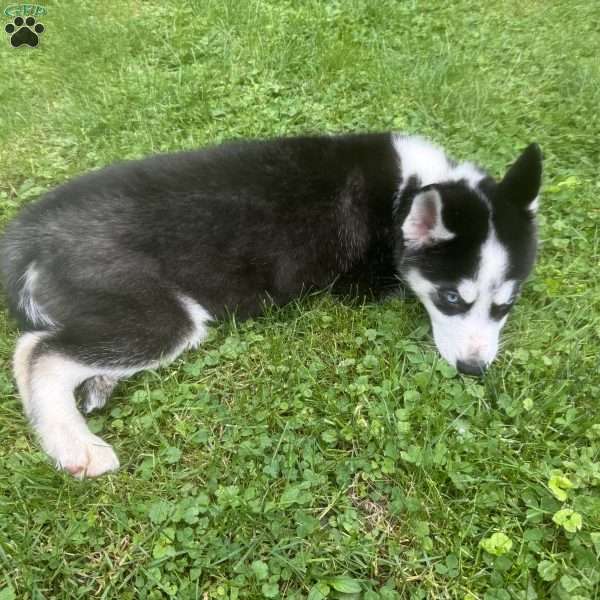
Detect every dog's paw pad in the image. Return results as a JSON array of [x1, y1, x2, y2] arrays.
[[5, 15, 44, 48]]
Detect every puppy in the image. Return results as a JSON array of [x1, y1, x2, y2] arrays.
[[0, 133, 542, 477]]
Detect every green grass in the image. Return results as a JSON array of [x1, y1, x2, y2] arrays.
[[1, 1, 599, 598]]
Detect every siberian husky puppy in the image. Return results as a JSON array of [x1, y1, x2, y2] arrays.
[[0, 133, 542, 477]]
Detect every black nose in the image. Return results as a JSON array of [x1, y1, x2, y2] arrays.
[[456, 360, 487, 377]]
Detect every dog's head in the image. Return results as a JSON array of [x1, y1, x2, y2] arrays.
[[395, 144, 542, 375]]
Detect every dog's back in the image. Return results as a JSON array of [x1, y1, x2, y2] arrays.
[[1, 133, 398, 327]]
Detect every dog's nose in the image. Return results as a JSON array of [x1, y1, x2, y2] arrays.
[[456, 360, 487, 377]]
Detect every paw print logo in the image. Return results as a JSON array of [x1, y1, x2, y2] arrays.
[[5, 16, 45, 48]]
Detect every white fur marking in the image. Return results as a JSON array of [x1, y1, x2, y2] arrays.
[[478, 232, 508, 290], [450, 161, 486, 189], [493, 280, 517, 305], [529, 196, 540, 213], [392, 135, 486, 193], [393, 135, 452, 190], [177, 294, 212, 352], [13, 331, 48, 414], [457, 280, 477, 304], [404, 268, 436, 299], [18, 262, 56, 327]]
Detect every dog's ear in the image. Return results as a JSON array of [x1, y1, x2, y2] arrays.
[[498, 143, 542, 213], [402, 188, 455, 248]]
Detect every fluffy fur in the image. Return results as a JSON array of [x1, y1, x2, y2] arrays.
[[0, 132, 542, 477]]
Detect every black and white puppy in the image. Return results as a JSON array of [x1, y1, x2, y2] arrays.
[[0, 133, 542, 477]]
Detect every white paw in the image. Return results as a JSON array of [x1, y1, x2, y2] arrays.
[[40, 426, 120, 478]]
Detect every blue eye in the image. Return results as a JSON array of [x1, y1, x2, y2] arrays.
[[444, 290, 460, 304]]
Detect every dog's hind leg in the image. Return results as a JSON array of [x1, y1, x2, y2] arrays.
[[77, 376, 119, 414], [13, 292, 211, 478], [14, 333, 120, 477]]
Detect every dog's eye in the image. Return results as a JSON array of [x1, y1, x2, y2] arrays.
[[434, 288, 470, 314], [443, 290, 460, 304]]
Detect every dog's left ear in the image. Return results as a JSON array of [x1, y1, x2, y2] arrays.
[[402, 188, 455, 248], [498, 143, 543, 213]]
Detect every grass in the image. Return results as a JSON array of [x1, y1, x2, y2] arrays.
[[0, 0, 599, 598]]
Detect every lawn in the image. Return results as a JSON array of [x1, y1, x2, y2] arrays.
[[0, 1, 599, 599]]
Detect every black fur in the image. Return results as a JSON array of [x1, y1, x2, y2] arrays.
[[1, 134, 400, 367]]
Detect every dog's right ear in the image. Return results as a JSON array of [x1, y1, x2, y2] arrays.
[[402, 188, 455, 248], [498, 143, 543, 212]]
